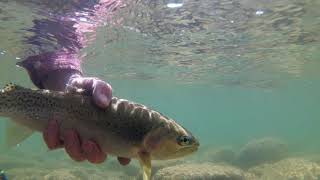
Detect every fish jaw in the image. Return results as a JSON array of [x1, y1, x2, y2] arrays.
[[148, 137, 199, 160]]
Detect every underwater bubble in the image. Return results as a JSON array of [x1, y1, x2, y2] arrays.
[[167, 0, 184, 8], [255, 10, 264, 15], [79, 17, 88, 22]]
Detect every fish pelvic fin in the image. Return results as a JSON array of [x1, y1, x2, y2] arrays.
[[138, 152, 152, 180]]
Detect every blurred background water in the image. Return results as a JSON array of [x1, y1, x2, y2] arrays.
[[0, 0, 320, 179]]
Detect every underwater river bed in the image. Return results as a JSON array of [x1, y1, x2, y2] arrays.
[[0, 0, 320, 179]]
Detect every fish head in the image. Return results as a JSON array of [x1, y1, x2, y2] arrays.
[[144, 119, 199, 160]]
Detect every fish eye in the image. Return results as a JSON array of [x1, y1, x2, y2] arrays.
[[177, 135, 193, 146]]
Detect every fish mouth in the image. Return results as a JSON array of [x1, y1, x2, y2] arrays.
[[184, 146, 198, 153], [174, 145, 199, 156], [172, 149, 196, 159], [152, 145, 199, 160], [194, 140, 200, 147]]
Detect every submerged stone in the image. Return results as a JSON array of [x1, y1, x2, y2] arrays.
[[5, 166, 132, 180], [152, 159, 187, 176], [235, 137, 288, 168], [44, 169, 80, 180], [248, 158, 320, 180], [200, 147, 236, 164], [153, 162, 248, 180], [6, 168, 49, 180]]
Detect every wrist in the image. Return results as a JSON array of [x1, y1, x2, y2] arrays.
[[18, 52, 83, 90], [42, 69, 82, 91]]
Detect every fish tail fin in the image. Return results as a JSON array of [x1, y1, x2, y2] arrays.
[[0, 120, 34, 151], [0, 83, 34, 151]]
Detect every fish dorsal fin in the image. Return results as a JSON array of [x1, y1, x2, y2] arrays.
[[5, 121, 34, 149], [138, 152, 152, 180]]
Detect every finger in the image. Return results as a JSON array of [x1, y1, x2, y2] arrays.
[[69, 77, 95, 91], [42, 119, 63, 150], [68, 76, 113, 108], [117, 157, 131, 166], [82, 140, 107, 164], [92, 80, 112, 109], [63, 129, 86, 162]]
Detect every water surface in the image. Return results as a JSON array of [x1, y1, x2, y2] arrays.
[[0, 0, 319, 179]]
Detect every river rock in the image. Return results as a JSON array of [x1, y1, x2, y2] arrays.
[[249, 158, 320, 180], [153, 162, 248, 180], [235, 137, 288, 168]]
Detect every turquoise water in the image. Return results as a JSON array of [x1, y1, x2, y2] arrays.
[[0, 0, 320, 179]]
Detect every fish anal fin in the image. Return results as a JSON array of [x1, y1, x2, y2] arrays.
[[138, 151, 152, 180], [5, 121, 34, 149]]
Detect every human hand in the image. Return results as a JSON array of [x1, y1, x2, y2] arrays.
[[42, 75, 131, 165], [66, 75, 113, 108]]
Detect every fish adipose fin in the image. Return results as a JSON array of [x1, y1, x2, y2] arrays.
[[4, 121, 34, 149], [138, 152, 152, 180]]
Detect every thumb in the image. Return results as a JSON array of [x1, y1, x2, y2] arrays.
[[92, 80, 113, 109]]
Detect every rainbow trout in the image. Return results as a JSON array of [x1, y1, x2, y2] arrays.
[[0, 83, 199, 180]]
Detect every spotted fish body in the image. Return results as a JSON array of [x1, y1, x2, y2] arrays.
[[0, 83, 199, 180]]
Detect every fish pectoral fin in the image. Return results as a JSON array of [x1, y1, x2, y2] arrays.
[[138, 152, 152, 180], [4, 120, 34, 149]]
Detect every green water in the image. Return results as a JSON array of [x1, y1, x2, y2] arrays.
[[0, 0, 320, 179]]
